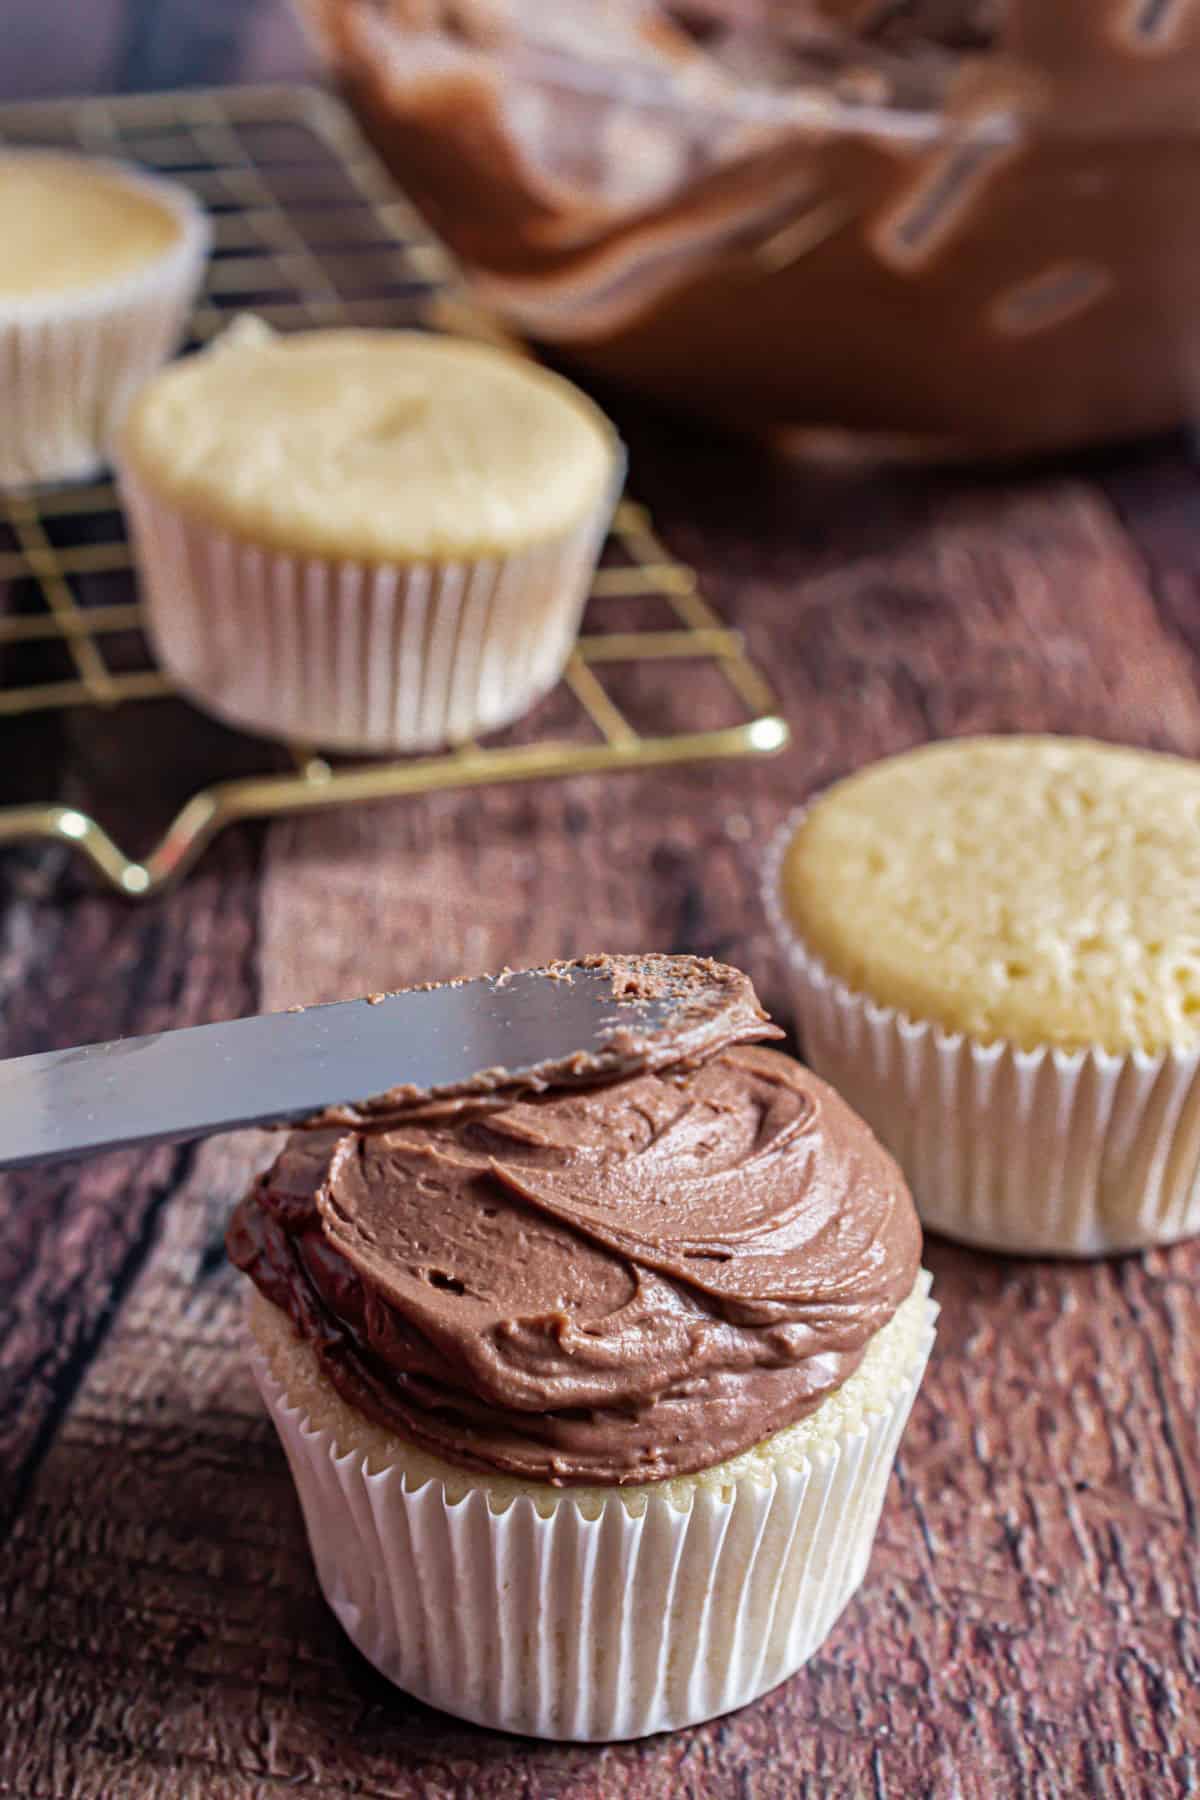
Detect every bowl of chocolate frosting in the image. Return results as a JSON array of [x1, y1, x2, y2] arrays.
[[301, 0, 1200, 458]]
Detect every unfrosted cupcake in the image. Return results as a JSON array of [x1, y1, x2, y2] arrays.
[[0, 150, 209, 486], [227, 954, 935, 1740], [766, 735, 1200, 1255], [117, 324, 622, 751]]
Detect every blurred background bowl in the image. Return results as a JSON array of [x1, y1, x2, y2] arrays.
[[300, 0, 1200, 460]]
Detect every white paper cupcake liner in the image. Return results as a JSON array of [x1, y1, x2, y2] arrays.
[[248, 1287, 936, 1741], [764, 810, 1200, 1256], [117, 462, 620, 753], [0, 156, 209, 487]]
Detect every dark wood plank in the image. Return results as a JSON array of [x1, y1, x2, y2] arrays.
[[111, 0, 312, 94], [4, 436, 1200, 1795], [1099, 443, 1200, 667], [0, 0, 311, 101]]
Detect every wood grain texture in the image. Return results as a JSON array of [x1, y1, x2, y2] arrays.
[[5, 431, 1200, 1800], [4, 10, 1200, 1795]]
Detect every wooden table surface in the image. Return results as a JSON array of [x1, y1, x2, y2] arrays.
[[4, 8, 1200, 1798]]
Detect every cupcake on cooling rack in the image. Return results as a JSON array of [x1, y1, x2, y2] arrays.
[[116, 322, 623, 752], [227, 954, 935, 1740], [0, 149, 209, 486], [766, 735, 1200, 1256]]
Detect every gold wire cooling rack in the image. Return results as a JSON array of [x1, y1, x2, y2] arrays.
[[0, 84, 788, 898]]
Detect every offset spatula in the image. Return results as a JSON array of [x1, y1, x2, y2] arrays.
[[0, 962, 695, 1172]]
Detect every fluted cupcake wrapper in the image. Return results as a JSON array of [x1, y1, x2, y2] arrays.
[[117, 460, 620, 753], [764, 811, 1200, 1256], [0, 161, 209, 487], [248, 1293, 936, 1742]]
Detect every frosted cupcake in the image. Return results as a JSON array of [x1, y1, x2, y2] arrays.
[[0, 150, 208, 486], [117, 324, 622, 751], [227, 954, 935, 1740], [767, 735, 1200, 1256]]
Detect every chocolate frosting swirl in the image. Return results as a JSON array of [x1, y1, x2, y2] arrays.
[[228, 957, 921, 1486]]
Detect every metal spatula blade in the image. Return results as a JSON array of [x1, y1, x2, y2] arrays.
[[0, 963, 686, 1172]]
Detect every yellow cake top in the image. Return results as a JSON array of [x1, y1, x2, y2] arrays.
[[779, 736, 1200, 1054], [0, 152, 185, 300], [120, 326, 621, 562]]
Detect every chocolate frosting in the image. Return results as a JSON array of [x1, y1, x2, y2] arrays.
[[229, 957, 921, 1486], [317, 0, 1200, 456]]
